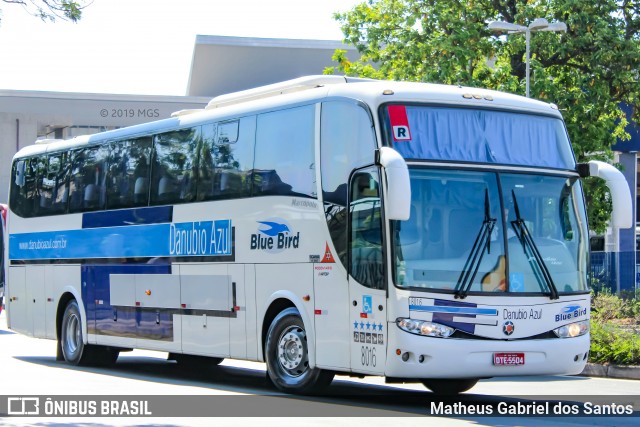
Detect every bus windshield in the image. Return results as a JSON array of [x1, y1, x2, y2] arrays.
[[392, 168, 589, 295]]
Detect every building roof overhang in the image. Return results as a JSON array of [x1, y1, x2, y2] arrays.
[[186, 35, 358, 97]]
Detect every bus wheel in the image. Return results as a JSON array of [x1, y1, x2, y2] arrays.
[[421, 378, 479, 395], [265, 307, 334, 394], [60, 300, 86, 365], [60, 300, 119, 366]]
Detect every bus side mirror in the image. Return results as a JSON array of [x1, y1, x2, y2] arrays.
[[376, 147, 411, 221], [579, 160, 632, 229]]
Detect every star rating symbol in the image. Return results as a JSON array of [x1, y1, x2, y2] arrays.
[[352, 321, 386, 331]]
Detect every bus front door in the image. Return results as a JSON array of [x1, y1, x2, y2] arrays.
[[348, 167, 386, 375], [349, 282, 386, 375]]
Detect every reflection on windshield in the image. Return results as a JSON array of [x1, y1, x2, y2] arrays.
[[393, 169, 588, 295], [510, 190, 560, 299], [454, 189, 498, 299], [394, 169, 506, 293], [503, 175, 588, 294]]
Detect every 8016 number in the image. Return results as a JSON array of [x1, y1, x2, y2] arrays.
[[361, 346, 376, 367]]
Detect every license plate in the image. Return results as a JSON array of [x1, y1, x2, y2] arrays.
[[493, 352, 525, 366]]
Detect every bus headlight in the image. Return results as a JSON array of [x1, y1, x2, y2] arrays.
[[396, 318, 454, 338], [553, 320, 589, 338]]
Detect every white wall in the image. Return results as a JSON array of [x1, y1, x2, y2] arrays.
[[0, 113, 39, 203], [0, 91, 209, 204]]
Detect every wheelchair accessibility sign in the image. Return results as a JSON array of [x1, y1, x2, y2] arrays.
[[363, 295, 373, 314]]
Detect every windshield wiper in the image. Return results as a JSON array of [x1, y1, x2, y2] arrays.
[[455, 190, 496, 299], [510, 190, 559, 300]]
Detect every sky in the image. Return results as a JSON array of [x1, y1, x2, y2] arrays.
[[0, 0, 362, 96]]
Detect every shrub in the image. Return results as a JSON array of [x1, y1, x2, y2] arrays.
[[619, 290, 640, 321], [589, 290, 640, 365], [591, 291, 626, 321], [589, 320, 640, 365]]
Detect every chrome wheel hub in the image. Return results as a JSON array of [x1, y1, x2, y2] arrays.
[[64, 313, 80, 356], [277, 326, 308, 377]]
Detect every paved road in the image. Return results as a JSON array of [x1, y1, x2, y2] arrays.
[[0, 310, 638, 426]]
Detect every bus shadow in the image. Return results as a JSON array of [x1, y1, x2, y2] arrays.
[[488, 375, 590, 383], [14, 354, 625, 421], [15, 354, 274, 395], [13, 354, 454, 415]]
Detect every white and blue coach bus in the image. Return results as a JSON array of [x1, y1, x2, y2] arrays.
[[4, 76, 631, 395]]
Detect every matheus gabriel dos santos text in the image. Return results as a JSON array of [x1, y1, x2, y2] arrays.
[[430, 401, 634, 416]]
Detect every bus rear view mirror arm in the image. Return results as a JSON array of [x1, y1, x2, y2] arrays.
[[578, 160, 632, 229], [376, 147, 411, 221]]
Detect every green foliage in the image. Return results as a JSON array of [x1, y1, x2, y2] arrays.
[[589, 290, 640, 365], [591, 290, 626, 321], [619, 289, 640, 321], [330, 0, 640, 231], [591, 288, 640, 321], [1, 0, 87, 23], [589, 320, 640, 365]]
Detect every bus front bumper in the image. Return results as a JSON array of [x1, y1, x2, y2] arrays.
[[385, 326, 590, 379]]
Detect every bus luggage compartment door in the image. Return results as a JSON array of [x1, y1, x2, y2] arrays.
[[7, 266, 30, 335]]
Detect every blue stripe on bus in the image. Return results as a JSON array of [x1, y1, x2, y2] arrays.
[[409, 305, 498, 316], [82, 206, 173, 229], [9, 219, 233, 260], [408, 299, 497, 334]]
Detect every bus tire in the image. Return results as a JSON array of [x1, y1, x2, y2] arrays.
[[265, 307, 334, 395], [60, 300, 119, 366], [421, 378, 479, 395]]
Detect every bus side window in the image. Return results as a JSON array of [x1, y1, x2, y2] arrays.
[[69, 146, 108, 213], [254, 105, 316, 198], [131, 138, 152, 207], [107, 142, 129, 208], [106, 137, 152, 209], [198, 117, 255, 201], [320, 100, 376, 269], [14, 160, 25, 187], [150, 128, 199, 205], [10, 158, 38, 218], [37, 154, 70, 215]]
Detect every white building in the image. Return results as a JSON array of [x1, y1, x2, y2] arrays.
[[0, 35, 357, 203]]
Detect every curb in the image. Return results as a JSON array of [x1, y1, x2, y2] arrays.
[[579, 363, 640, 380]]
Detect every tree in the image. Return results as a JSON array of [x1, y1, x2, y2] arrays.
[[328, 0, 640, 233], [1, 0, 89, 23]]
